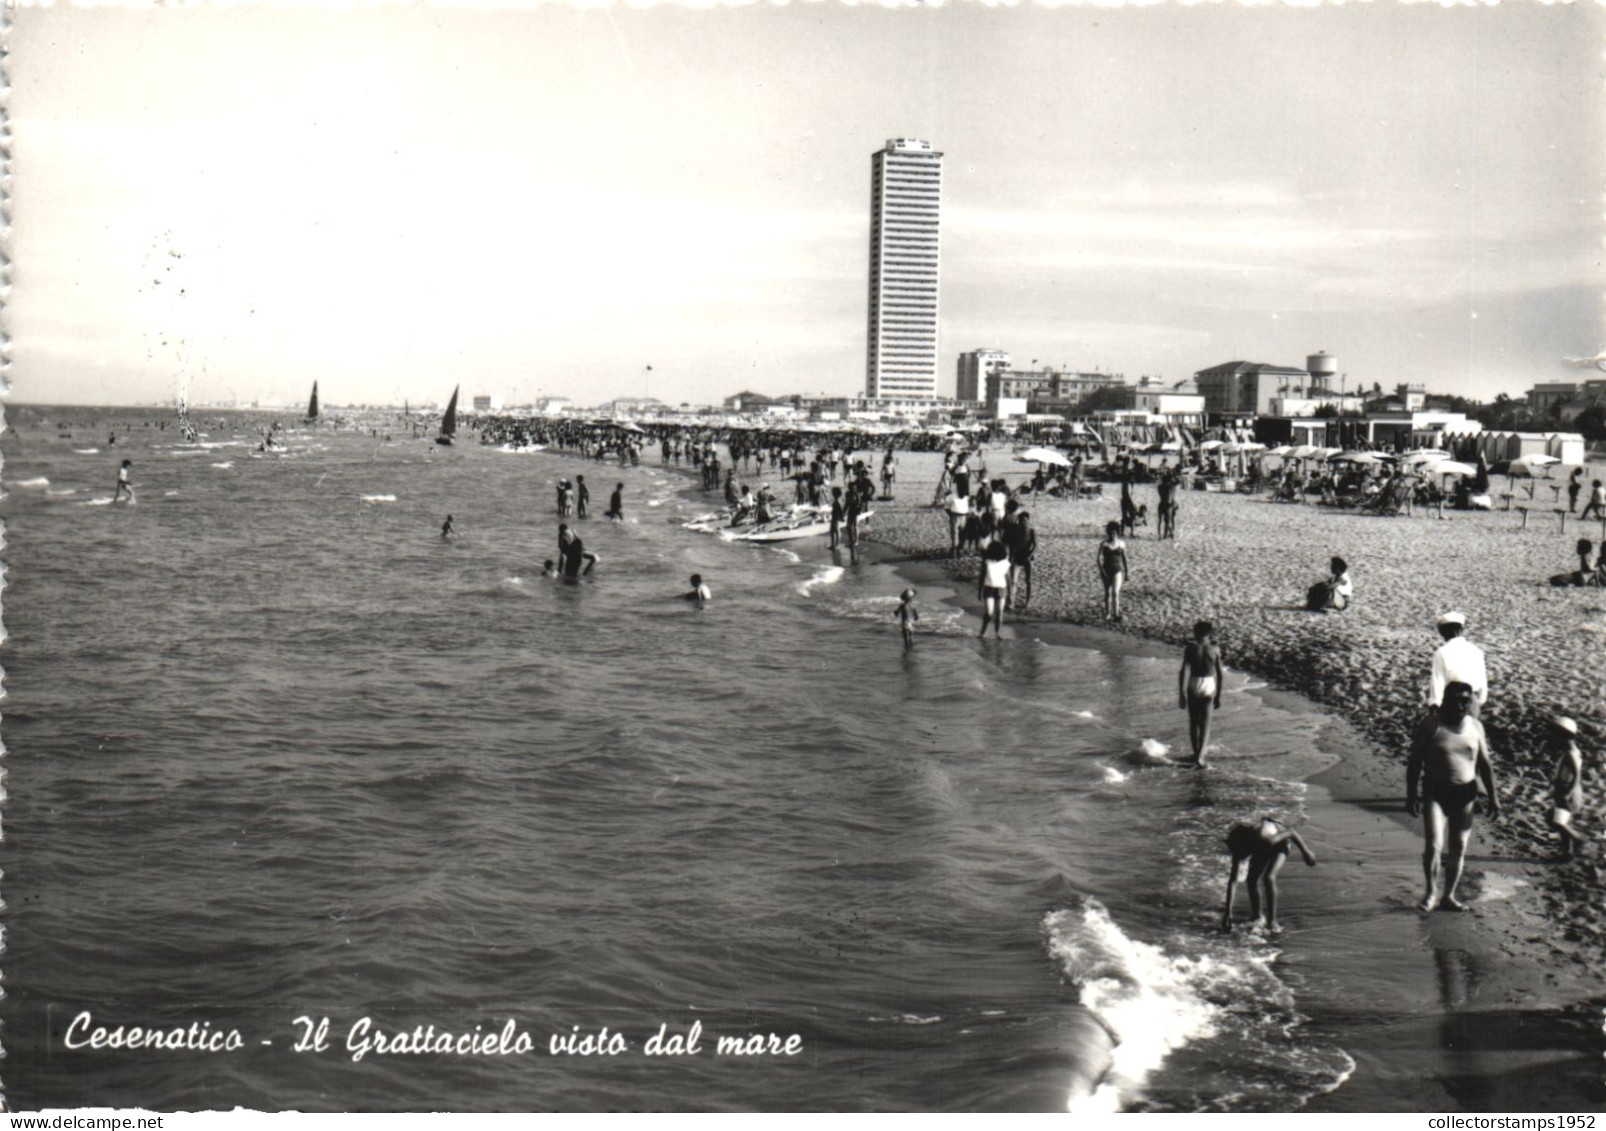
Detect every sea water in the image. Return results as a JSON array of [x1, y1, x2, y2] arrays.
[[2, 408, 1364, 1111]]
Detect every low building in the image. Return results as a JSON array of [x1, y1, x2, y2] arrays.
[[471, 394, 503, 413], [1195, 360, 1314, 417], [984, 367, 1125, 416]]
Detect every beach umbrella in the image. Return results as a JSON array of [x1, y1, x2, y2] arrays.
[[1015, 447, 1071, 467], [1199, 439, 1224, 451], [1290, 444, 1321, 459], [1430, 461, 1477, 478], [1515, 453, 1562, 475], [1401, 450, 1450, 467], [1332, 450, 1387, 465]]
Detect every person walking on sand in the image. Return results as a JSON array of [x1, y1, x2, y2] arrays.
[[1429, 611, 1488, 719], [1221, 816, 1316, 933], [978, 539, 1010, 638], [1407, 681, 1500, 912], [1567, 467, 1584, 514], [1583, 479, 1606, 522], [1179, 621, 1224, 766], [1548, 716, 1587, 861], [1097, 521, 1129, 621], [894, 587, 919, 647]]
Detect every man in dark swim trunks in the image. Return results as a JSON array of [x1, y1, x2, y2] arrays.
[[1407, 681, 1500, 912]]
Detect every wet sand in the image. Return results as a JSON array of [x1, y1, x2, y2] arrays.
[[862, 449, 1606, 1109]]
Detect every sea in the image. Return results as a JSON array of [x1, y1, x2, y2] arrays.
[[1, 406, 1600, 1113]]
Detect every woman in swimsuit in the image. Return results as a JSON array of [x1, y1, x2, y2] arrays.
[[1097, 521, 1128, 621], [1179, 620, 1224, 766], [978, 539, 1010, 638]]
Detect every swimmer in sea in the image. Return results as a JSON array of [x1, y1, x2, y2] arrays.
[[894, 587, 919, 648], [1221, 816, 1317, 933], [686, 573, 711, 608], [441, 514, 455, 539], [1179, 620, 1224, 766], [541, 559, 559, 578], [114, 459, 135, 502], [605, 483, 624, 522], [1407, 681, 1500, 911]]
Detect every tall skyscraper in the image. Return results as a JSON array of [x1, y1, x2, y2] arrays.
[[866, 138, 942, 400]]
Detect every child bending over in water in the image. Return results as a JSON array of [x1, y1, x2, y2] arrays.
[[894, 588, 919, 647], [1221, 817, 1316, 933]]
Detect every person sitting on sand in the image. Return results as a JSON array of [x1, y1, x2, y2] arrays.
[[1550, 539, 1597, 587], [1305, 556, 1352, 612], [1221, 816, 1316, 933], [1097, 521, 1129, 622], [894, 587, 919, 647], [1407, 681, 1500, 912], [1179, 621, 1224, 766], [1547, 716, 1587, 861]]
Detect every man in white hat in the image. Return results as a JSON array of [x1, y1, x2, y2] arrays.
[[1429, 612, 1488, 718]]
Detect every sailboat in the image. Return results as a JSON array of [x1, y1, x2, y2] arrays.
[[436, 385, 459, 446], [304, 381, 320, 424]]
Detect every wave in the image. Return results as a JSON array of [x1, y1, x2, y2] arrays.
[[73, 448, 101, 454], [1123, 738, 1174, 766], [797, 565, 845, 596], [1044, 898, 1230, 1112], [14, 477, 49, 488], [80, 497, 116, 506], [1044, 896, 1353, 1112], [360, 494, 398, 503], [47, 488, 78, 497], [211, 462, 235, 470]]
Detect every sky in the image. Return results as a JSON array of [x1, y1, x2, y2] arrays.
[[6, 0, 1603, 409]]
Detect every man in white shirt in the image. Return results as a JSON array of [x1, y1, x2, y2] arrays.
[[1429, 611, 1488, 718]]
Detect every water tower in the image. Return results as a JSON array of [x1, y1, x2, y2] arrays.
[[1307, 351, 1338, 394]]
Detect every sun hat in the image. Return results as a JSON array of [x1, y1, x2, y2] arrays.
[[1436, 611, 1466, 627], [1554, 716, 1579, 736]]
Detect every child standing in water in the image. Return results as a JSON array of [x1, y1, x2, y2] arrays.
[[894, 588, 919, 647], [1179, 621, 1224, 766], [1097, 521, 1128, 621], [1221, 817, 1317, 933], [114, 458, 135, 502]]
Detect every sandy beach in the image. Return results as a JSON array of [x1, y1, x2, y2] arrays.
[[865, 449, 1606, 959]]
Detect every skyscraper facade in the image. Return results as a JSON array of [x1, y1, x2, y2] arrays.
[[866, 138, 942, 400]]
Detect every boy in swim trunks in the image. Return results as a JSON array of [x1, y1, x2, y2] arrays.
[[1221, 817, 1317, 933], [1407, 681, 1500, 911], [1547, 716, 1587, 861], [894, 588, 919, 648], [1179, 621, 1224, 766]]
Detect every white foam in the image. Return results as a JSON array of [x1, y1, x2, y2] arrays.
[[73, 448, 101, 454], [360, 494, 398, 503], [47, 488, 77, 497], [1102, 766, 1128, 784], [14, 477, 49, 488], [771, 547, 802, 564], [1045, 900, 1224, 1112], [1123, 738, 1173, 766], [797, 565, 845, 596], [211, 462, 234, 470], [647, 500, 664, 507], [81, 496, 115, 506], [1076, 710, 1096, 719]]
